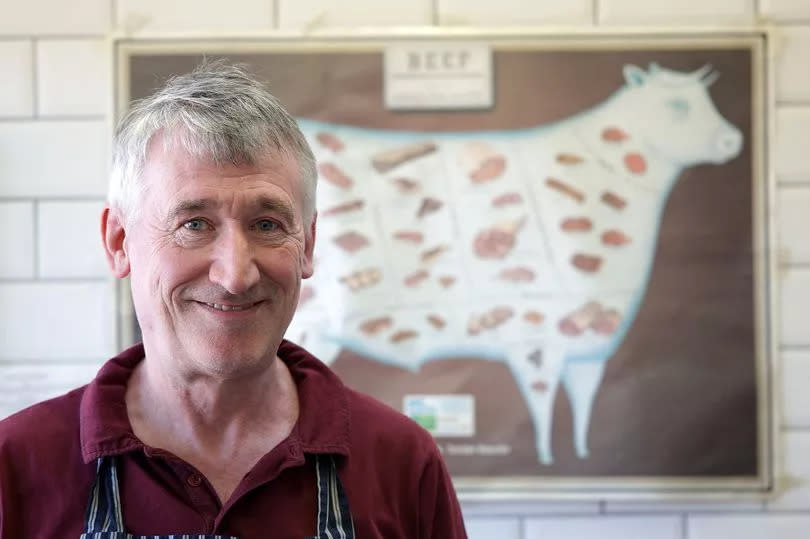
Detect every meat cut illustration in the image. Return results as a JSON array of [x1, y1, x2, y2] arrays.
[[287, 63, 743, 465]]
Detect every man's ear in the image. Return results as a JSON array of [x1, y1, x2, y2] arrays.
[[101, 206, 131, 278], [302, 212, 317, 279]]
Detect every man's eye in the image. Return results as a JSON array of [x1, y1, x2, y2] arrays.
[[255, 219, 279, 232], [183, 219, 210, 231]]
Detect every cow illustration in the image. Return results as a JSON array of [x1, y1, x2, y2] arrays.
[[286, 63, 743, 465]]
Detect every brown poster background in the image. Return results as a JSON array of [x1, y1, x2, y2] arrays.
[[126, 40, 762, 481]]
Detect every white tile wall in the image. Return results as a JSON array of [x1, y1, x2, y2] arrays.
[[461, 501, 600, 516], [775, 26, 810, 104], [0, 362, 101, 419], [437, 0, 593, 25], [760, 0, 810, 20], [0, 121, 108, 197], [0, 40, 34, 117], [278, 0, 432, 29], [689, 513, 810, 538], [0, 0, 110, 35], [116, 0, 275, 33], [775, 107, 810, 182], [599, 0, 753, 24], [465, 517, 522, 539], [0, 282, 115, 360], [0, 202, 35, 279], [780, 268, 810, 346], [524, 515, 682, 538], [0, 1, 807, 538], [36, 39, 108, 116], [604, 500, 764, 513], [38, 201, 108, 278], [778, 186, 810, 264], [780, 350, 810, 428], [767, 431, 810, 510]]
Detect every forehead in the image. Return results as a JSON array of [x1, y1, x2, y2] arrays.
[[140, 137, 303, 215]]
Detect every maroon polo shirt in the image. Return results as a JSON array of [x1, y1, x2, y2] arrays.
[[0, 341, 467, 538]]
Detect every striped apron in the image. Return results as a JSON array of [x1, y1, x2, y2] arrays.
[[81, 455, 355, 539]]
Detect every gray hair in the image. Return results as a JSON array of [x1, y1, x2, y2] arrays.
[[109, 60, 317, 226]]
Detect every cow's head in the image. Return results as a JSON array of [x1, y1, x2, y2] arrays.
[[620, 63, 742, 167]]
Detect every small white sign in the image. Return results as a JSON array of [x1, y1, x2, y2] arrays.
[[384, 42, 493, 110], [403, 394, 475, 437]]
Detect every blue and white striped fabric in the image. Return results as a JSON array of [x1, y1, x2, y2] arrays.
[[81, 455, 354, 539], [311, 457, 355, 539]]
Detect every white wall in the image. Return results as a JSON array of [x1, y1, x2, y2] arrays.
[[1, 0, 809, 537]]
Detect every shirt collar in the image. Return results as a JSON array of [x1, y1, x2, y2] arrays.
[[79, 340, 351, 464]]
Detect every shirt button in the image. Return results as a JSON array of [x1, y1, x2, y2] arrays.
[[186, 473, 203, 487]]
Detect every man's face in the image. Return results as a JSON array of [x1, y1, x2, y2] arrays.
[[120, 140, 315, 378]]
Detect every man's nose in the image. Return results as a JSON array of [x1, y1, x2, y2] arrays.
[[209, 227, 260, 295]]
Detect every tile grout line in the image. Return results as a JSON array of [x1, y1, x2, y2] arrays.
[[32, 200, 40, 279], [30, 38, 38, 118], [0, 34, 107, 40], [0, 277, 110, 283], [781, 345, 810, 353], [769, 19, 810, 26], [273, 0, 279, 29], [781, 425, 810, 432], [0, 358, 108, 365], [777, 180, 810, 187], [593, 0, 600, 25], [0, 115, 106, 122], [778, 262, 810, 270], [778, 180, 810, 187], [681, 513, 688, 539], [432, 0, 439, 25], [777, 100, 810, 107], [110, 0, 117, 30], [0, 197, 106, 203]]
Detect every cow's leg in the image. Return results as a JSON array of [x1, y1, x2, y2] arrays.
[[560, 359, 607, 459], [513, 343, 567, 465]]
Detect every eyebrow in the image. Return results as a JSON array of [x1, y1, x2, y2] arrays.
[[165, 196, 297, 226], [253, 196, 297, 226], [165, 199, 214, 224]]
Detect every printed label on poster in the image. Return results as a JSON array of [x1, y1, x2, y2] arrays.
[[384, 42, 492, 110], [403, 394, 475, 437]]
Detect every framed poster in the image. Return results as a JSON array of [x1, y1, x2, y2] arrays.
[[115, 30, 773, 499]]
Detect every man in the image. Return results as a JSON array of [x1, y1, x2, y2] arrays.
[[0, 62, 468, 538]]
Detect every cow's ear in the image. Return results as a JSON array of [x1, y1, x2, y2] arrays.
[[623, 64, 647, 87]]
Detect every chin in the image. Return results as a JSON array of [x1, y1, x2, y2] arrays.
[[190, 339, 277, 375]]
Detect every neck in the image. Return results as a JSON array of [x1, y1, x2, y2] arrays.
[[571, 93, 681, 192], [126, 350, 299, 459]]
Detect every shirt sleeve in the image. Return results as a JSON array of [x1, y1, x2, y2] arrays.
[[418, 447, 468, 539], [0, 431, 22, 539]]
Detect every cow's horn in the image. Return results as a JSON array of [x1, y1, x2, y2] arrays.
[[692, 64, 713, 80], [702, 71, 720, 87]]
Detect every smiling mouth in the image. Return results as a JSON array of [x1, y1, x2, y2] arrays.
[[200, 301, 262, 312]]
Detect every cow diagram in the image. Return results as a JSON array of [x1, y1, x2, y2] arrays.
[[286, 63, 744, 465]]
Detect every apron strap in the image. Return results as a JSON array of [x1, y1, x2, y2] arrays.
[[314, 455, 355, 539], [82, 455, 355, 539], [83, 457, 126, 534]]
